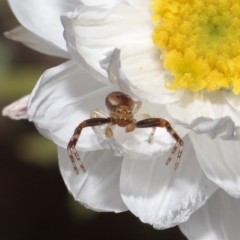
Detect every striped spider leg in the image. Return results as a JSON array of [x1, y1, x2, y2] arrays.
[[67, 117, 111, 174], [136, 118, 184, 169]]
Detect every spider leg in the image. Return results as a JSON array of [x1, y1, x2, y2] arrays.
[[136, 114, 156, 143], [90, 109, 115, 138], [90, 108, 108, 118], [67, 118, 111, 174], [166, 141, 179, 165], [132, 101, 142, 115], [90, 108, 108, 134], [136, 118, 184, 169], [105, 122, 115, 137], [174, 142, 183, 169]]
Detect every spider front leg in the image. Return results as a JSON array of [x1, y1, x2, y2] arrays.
[[136, 113, 156, 143], [67, 118, 111, 174], [132, 101, 156, 143], [132, 101, 142, 115], [136, 118, 184, 169], [90, 109, 115, 137]]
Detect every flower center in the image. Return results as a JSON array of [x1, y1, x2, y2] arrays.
[[151, 0, 240, 94]]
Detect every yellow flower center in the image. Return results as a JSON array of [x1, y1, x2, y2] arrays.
[[151, 0, 240, 94]]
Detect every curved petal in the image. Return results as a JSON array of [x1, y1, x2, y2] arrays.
[[101, 49, 184, 104], [2, 94, 29, 120], [61, 14, 110, 85], [7, 0, 80, 50], [119, 135, 218, 229], [81, 0, 126, 6], [179, 189, 240, 240], [175, 116, 240, 141], [189, 132, 240, 197], [58, 146, 127, 212], [167, 90, 240, 125], [62, 4, 183, 104], [127, 0, 151, 14], [224, 90, 240, 113], [28, 60, 114, 150], [4, 26, 69, 59]]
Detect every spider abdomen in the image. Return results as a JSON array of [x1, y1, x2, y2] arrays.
[[105, 92, 135, 111]]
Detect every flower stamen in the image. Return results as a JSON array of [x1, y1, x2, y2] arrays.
[[151, 0, 240, 94]]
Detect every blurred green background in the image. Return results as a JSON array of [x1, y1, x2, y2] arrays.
[[0, 1, 187, 239]]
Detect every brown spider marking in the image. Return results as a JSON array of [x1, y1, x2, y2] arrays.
[[67, 91, 184, 174]]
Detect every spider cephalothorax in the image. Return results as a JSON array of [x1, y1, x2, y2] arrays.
[[67, 91, 184, 174]]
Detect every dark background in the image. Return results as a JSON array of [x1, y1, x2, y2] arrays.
[[0, 1, 187, 239]]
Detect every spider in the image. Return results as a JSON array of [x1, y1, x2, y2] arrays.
[[67, 91, 184, 174]]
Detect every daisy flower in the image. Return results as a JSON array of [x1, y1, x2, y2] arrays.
[[5, 0, 240, 239]]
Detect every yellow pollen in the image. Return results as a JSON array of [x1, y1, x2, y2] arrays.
[[151, 0, 240, 94]]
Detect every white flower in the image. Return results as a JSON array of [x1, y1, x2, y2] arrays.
[[6, 0, 240, 239]]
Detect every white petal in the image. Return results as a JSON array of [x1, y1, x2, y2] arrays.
[[167, 91, 240, 138], [7, 0, 80, 50], [4, 26, 69, 59], [120, 135, 218, 229], [179, 189, 240, 240], [127, 0, 151, 14], [189, 131, 240, 198], [28, 60, 115, 150], [61, 14, 110, 85], [81, 0, 126, 6], [224, 90, 240, 114], [58, 146, 127, 212], [176, 116, 240, 141], [101, 49, 184, 104], [62, 5, 183, 104], [2, 95, 29, 120]]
